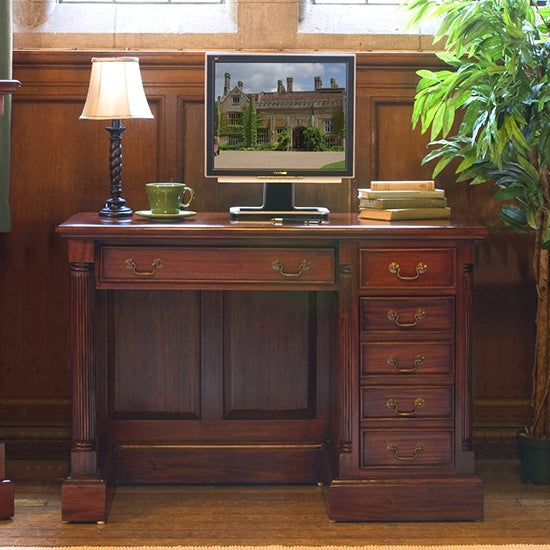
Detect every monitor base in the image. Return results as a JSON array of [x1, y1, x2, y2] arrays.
[[229, 206, 329, 224], [229, 182, 330, 223]]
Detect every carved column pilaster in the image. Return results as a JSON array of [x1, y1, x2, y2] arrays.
[[337, 262, 353, 453], [461, 261, 475, 452], [69, 261, 97, 475]]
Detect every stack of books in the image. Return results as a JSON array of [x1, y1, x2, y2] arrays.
[[358, 180, 451, 220]]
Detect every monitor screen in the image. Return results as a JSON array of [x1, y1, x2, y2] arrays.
[[205, 52, 356, 221]]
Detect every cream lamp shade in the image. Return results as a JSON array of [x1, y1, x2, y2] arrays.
[[80, 56, 153, 217], [80, 57, 153, 120]]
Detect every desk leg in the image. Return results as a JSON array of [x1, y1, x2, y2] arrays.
[[62, 261, 109, 523], [0, 443, 14, 519]]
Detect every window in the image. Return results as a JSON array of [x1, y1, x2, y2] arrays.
[[257, 128, 269, 145], [14, 0, 237, 36], [313, 0, 398, 4], [59, 0, 223, 3], [228, 136, 241, 147], [229, 113, 242, 126], [299, 0, 419, 35]]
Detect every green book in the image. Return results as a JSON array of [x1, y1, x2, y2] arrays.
[[359, 197, 448, 209], [358, 188, 446, 199]]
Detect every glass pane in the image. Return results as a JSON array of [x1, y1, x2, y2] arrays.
[[313, 0, 367, 4], [59, 0, 223, 3], [312, 0, 398, 3]]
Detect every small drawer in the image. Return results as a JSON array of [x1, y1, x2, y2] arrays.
[[99, 246, 335, 285], [362, 430, 453, 467], [361, 297, 454, 332], [360, 248, 455, 289], [361, 387, 452, 419], [361, 342, 453, 376]]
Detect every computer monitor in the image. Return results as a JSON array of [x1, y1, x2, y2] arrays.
[[205, 52, 356, 221]]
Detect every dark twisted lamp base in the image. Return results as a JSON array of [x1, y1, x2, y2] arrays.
[[100, 119, 133, 217]]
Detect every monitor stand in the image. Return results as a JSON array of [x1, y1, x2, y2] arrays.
[[229, 183, 329, 223]]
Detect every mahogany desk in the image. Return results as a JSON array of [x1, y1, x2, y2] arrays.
[[57, 212, 487, 523]]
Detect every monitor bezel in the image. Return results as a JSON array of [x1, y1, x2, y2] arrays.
[[205, 51, 356, 183]]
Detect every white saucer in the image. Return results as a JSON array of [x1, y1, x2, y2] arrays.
[[135, 210, 197, 222]]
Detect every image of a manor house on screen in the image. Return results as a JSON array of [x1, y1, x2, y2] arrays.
[[216, 72, 347, 151]]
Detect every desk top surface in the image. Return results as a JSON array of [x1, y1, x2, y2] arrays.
[[57, 212, 488, 241]]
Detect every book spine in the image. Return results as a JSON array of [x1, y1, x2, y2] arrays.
[[357, 188, 445, 199], [358, 207, 451, 221], [370, 180, 435, 191], [359, 197, 447, 209]]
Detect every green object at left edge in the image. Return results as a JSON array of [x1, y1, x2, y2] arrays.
[[0, 0, 14, 232]]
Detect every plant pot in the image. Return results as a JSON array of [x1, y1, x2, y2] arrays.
[[517, 432, 550, 484]]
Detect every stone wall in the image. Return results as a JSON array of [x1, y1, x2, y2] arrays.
[[12, 0, 438, 52]]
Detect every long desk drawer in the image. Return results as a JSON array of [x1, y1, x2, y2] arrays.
[[98, 246, 335, 285]]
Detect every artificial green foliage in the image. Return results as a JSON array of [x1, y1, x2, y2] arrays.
[[401, 0, 550, 439], [403, 0, 550, 246]]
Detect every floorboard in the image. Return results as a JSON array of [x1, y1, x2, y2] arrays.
[[1, 460, 549, 547]]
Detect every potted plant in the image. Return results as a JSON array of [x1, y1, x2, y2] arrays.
[[400, 0, 550, 482]]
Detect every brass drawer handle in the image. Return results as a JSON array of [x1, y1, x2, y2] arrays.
[[272, 259, 310, 279], [388, 261, 427, 281], [387, 397, 425, 417], [387, 354, 425, 374], [387, 442, 424, 461], [387, 308, 426, 327], [125, 257, 163, 277]]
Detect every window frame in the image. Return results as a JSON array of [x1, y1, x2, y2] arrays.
[[14, 0, 237, 35]]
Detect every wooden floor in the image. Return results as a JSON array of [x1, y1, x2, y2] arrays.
[[1, 460, 550, 547]]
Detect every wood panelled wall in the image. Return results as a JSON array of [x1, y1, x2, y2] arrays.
[[0, 50, 534, 461]]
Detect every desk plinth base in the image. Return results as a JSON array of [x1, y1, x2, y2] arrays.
[[323, 476, 484, 522], [0, 479, 14, 519], [61, 477, 111, 523], [0, 443, 14, 519]]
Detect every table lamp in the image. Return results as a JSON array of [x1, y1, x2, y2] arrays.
[[80, 57, 154, 217]]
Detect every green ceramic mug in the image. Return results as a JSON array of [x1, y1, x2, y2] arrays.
[[145, 183, 195, 214]]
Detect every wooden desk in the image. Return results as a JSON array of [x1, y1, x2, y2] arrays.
[[57, 212, 486, 523]]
